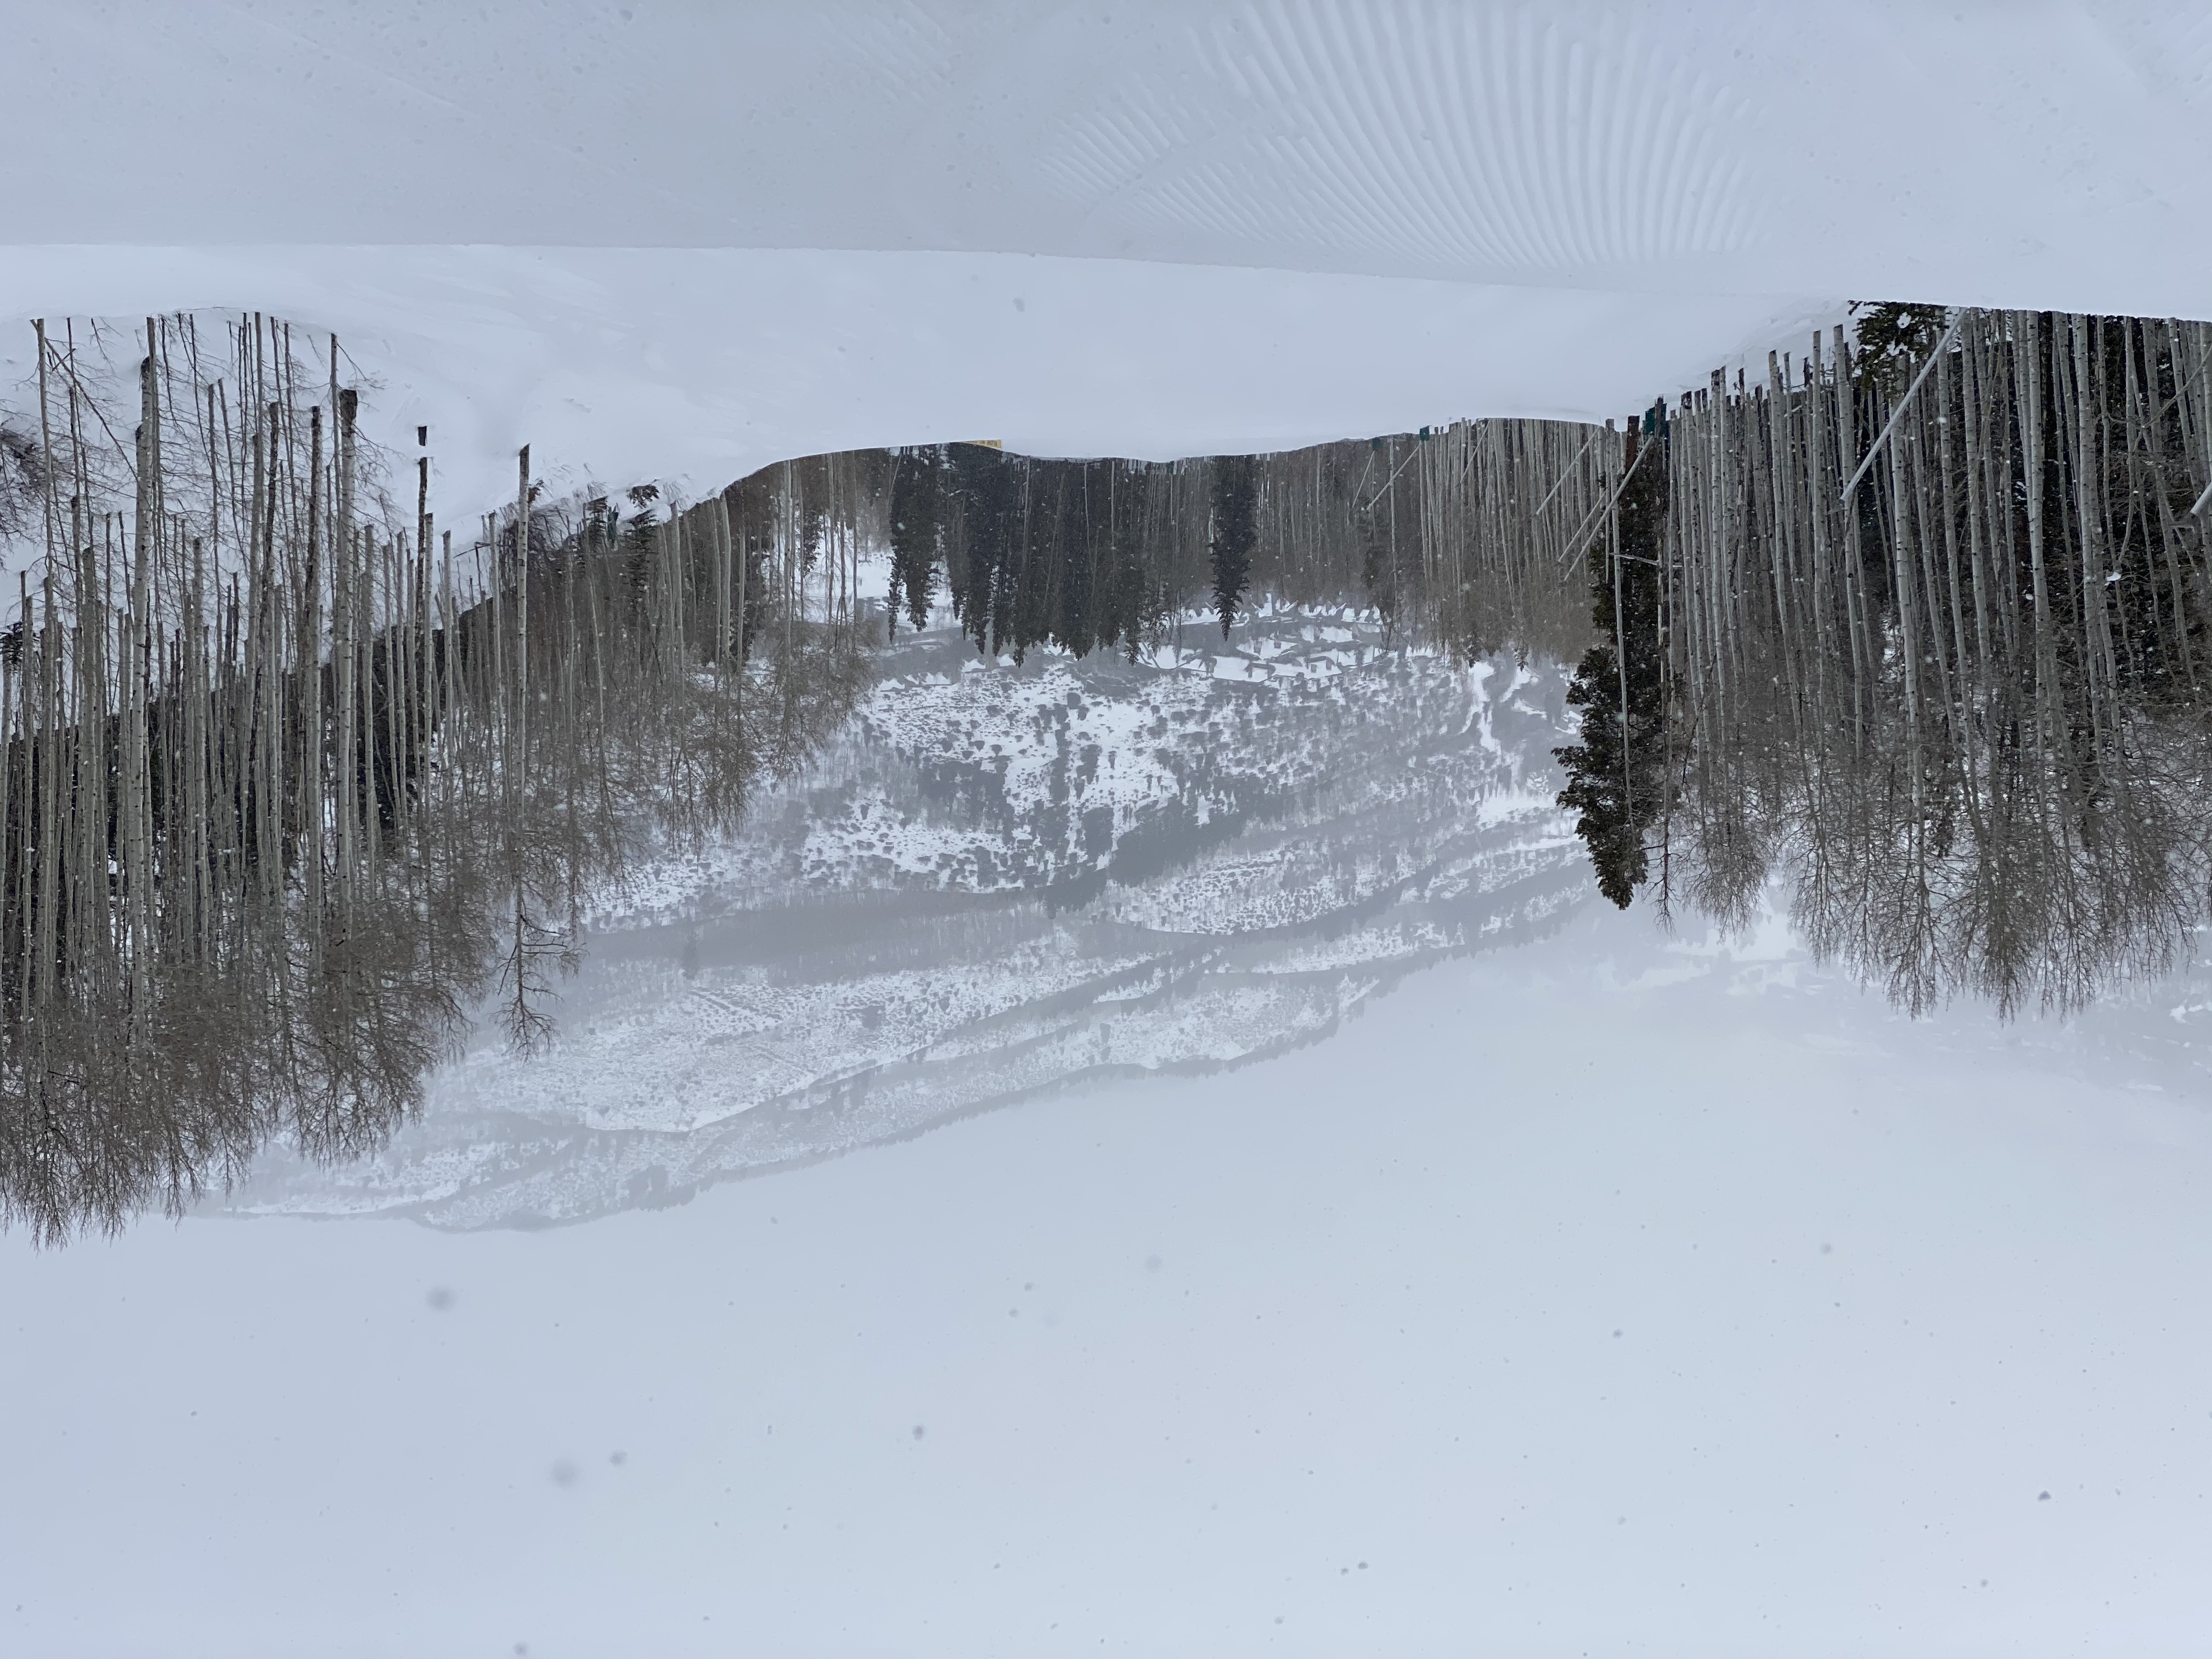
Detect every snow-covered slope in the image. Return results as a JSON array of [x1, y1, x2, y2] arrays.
[[227, 606, 1589, 1227], [222, 591, 2212, 1234], [5, 877, 2207, 1659]]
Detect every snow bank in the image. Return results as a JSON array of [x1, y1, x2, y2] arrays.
[[3, 899, 2205, 1657]]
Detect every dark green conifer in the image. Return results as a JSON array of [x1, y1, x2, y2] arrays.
[[1555, 424, 1671, 907], [1209, 454, 1257, 637], [887, 444, 942, 636], [947, 442, 1018, 654], [1849, 301, 1948, 393]]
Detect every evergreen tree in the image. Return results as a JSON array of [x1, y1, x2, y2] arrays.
[[1849, 300, 1948, 393], [947, 442, 1018, 654], [887, 444, 942, 636], [1555, 423, 1671, 907], [1209, 454, 1257, 637], [1052, 462, 1099, 658]]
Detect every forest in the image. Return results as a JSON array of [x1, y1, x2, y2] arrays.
[[1556, 306, 2212, 1017], [0, 318, 867, 1240], [0, 312, 1615, 1239], [2, 302, 2209, 1237]]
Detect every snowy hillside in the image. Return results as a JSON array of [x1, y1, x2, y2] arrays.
[[219, 585, 2212, 1233], [228, 606, 1590, 1227], [11, 823, 2208, 1659]]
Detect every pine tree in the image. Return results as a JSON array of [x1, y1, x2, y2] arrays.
[[948, 442, 1018, 654], [1209, 454, 1256, 636], [1555, 424, 1671, 907], [887, 444, 942, 636], [1850, 301, 1948, 393]]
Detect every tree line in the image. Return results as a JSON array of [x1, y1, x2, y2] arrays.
[[1555, 305, 2212, 1016], [0, 315, 866, 1240], [26, 296, 2199, 1234], [881, 420, 1602, 665], [0, 309, 1628, 1240]]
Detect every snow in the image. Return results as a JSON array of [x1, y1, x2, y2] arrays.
[[1, 605, 2203, 1654], [0, 245, 1833, 519], [2, 898, 2206, 1658], [224, 607, 1585, 1222], [8, 5, 2211, 512], [5, 3, 2212, 1652]]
